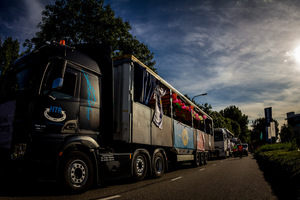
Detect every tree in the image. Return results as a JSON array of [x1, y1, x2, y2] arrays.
[[184, 95, 242, 137], [220, 105, 248, 130], [251, 117, 266, 148], [280, 123, 295, 143], [230, 120, 241, 138], [220, 105, 249, 143], [210, 111, 226, 129], [24, 0, 156, 70], [210, 111, 241, 137], [200, 103, 212, 115], [0, 36, 20, 76], [251, 117, 279, 147]]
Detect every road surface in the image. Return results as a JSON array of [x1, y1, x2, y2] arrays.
[[0, 155, 279, 200]]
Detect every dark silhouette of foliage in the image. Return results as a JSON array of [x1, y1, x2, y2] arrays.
[[24, 0, 156, 71]]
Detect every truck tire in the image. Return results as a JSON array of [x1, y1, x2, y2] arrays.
[[203, 153, 208, 165], [62, 151, 94, 192], [152, 152, 165, 178], [200, 153, 205, 166], [226, 151, 229, 158], [192, 153, 200, 167], [133, 152, 148, 181]]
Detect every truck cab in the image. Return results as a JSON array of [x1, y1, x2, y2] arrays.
[[0, 42, 120, 191], [213, 128, 229, 158]]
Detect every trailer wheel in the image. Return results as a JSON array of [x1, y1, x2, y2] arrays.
[[226, 151, 229, 158], [153, 152, 165, 178], [133, 152, 148, 181], [62, 151, 94, 192], [193, 153, 200, 167], [203, 153, 208, 165], [200, 153, 205, 166]]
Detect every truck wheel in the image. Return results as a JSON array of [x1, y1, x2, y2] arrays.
[[62, 151, 94, 192], [153, 152, 165, 178], [133, 152, 148, 181], [203, 153, 208, 165], [200, 153, 205, 166], [224, 151, 228, 159], [192, 153, 200, 167]]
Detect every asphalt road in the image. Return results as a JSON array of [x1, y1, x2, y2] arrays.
[[0, 155, 279, 200]]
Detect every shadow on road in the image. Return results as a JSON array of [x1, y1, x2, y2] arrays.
[[0, 176, 64, 197], [0, 162, 195, 198], [0, 167, 73, 198]]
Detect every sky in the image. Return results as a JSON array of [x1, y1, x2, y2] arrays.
[[1, 0, 300, 129]]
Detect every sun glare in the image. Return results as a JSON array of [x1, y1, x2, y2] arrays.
[[294, 45, 300, 64]]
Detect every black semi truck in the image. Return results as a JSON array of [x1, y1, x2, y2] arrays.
[[0, 42, 214, 192]]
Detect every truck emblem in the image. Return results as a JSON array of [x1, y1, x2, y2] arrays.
[[44, 106, 66, 122]]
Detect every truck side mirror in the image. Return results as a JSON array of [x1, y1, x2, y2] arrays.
[[52, 77, 64, 89], [51, 59, 67, 89]]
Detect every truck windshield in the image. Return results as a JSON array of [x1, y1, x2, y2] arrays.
[[214, 130, 224, 141], [0, 58, 44, 102]]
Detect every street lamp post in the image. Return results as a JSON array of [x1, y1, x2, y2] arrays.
[[192, 93, 207, 102]]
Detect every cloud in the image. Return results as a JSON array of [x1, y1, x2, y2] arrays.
[[133, 1, 300, 128], [0, 0, 51, 45], [21, 0, 45, 35], [1, 0, 299, 129]]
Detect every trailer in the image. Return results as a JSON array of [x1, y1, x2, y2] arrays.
[[0, 42, 214, 191]]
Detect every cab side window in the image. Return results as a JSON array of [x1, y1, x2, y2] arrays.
[[42, 63, 77, 99]]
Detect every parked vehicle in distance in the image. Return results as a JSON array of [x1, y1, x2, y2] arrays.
[[237, 143, 248, 157], [214, 128, 230, 158]]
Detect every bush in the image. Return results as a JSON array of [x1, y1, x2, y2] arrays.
[[255, 143, 300, 199], [254, 142, 298, 155], [289, 139, 298, 151], [258, 150, 300, 177]]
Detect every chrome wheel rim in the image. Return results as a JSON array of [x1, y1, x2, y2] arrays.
[[68, 159, 88, 187], [135, 156, 145, 176]]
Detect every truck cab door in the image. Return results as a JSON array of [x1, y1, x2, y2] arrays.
[[34, 59, 80, 134], [79, 69, 100, 136]]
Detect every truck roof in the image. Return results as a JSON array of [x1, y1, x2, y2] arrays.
[[13, 43, 112, 75]]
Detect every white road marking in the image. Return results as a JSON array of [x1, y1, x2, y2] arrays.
[[97, 195, 121, 200], [199, 168, 205, 171], [213, 164, 217, 166], [171, 176, 182, 181]]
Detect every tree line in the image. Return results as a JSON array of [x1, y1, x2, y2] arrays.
[[190, 94, 295, 146], [186, 95, 250, 143], [0, 0, 295, 146], [251, 117, 297, 148]]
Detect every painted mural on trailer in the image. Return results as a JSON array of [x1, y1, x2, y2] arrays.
[[174, 120, 194, 150], [197, 130, 205, 152]]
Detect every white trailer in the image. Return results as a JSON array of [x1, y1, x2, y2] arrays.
[[113, 55, 215, 170]]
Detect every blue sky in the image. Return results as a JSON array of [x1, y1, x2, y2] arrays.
[[1, 0, 300, 128]]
